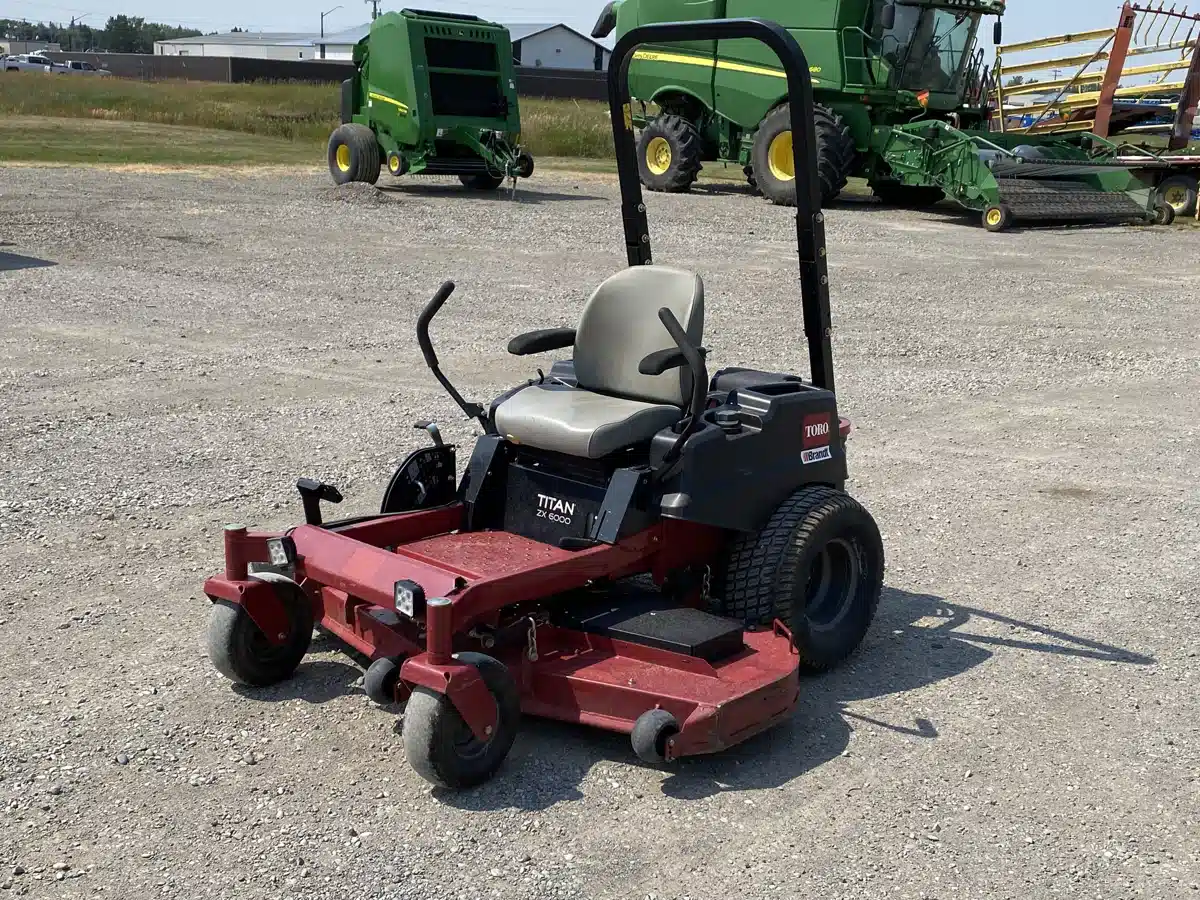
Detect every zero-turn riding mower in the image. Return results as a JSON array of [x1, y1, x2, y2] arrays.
[[203, 17, 886, 790]]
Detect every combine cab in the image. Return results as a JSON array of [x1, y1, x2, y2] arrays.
[[328, 9, 535, 191]]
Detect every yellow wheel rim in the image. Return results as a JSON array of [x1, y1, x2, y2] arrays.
[[768, 131, 794, 182], [986, 208, 1003, 227], [1163, 185, 1189, 212], [388, 155, 401, 174], [336, 144, 351, 173], [646, 136, 672, 176]]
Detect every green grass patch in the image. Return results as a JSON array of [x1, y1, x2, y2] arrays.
[[0, 116, 323, 166], [0, 71, 616, 160]]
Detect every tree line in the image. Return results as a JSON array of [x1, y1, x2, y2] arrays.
[[1, 15, 207, 53]]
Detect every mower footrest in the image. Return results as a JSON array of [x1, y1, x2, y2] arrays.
[[556, 590, 744, 663]]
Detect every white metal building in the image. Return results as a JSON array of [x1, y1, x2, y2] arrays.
[[154, 21, 610, 69], [509, 23, 610, 71]]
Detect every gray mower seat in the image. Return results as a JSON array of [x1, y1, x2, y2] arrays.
[[493, 265, 705, 460]]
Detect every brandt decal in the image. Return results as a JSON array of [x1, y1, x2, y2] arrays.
[[801, 445, 833, 465]]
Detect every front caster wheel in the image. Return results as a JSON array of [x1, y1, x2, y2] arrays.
[[631, 708, 680, 764], [401, 652, 520, 789], [364, 656, 403, 704], [206, 572, 313, 687]]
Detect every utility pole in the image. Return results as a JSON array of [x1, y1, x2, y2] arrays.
[[366, 0, 380, 20], [320, 4, 342, 39], [68, 13, 90, 52]]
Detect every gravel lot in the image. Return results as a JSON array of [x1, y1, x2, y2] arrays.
[[1, 164, 1197, 900]]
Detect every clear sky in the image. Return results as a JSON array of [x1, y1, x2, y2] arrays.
[[6, 0, 1121, 45]]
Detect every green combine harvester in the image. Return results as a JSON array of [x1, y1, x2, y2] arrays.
[[593, 0, 1174, 231], [328, 9, 535, 191]]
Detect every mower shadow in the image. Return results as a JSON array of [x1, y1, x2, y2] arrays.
[[375, 182, 604, 204], [231, 657, 363, 705], [435, 586, 1153, 810], [0, 249, 56, 272]]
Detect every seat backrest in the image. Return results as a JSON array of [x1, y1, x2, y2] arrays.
[[573, 265, 704, 406]]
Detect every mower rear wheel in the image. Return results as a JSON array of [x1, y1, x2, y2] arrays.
[[636, 114, 703, 193], [460, 172, 506, 191], [717, 485, 884, 673], [982, 202, 1014, 233], [207, 573, 314, 687], [364, 656, 403, 705], [327, 123, 381, 186], [401, 652, 520, 789]]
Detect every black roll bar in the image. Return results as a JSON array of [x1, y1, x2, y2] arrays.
[[605, 18, 836, 394]]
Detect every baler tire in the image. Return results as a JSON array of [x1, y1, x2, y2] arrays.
[[751, 102, 856, 208], [327, 123, 381, 186], [206, 573, 313, 687], [401, 652, 520, 790], [636, 114, 703, 193], [1155, 173, 1197, 218], [460, 173, 506, 191], [715, 485, 884, 673]]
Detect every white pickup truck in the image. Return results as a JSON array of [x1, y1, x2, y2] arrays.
[[2, 55, 109, 74], [3, 53, 65, 72], [62, 60, 111, 75]]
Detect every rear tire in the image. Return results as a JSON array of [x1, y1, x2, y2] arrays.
[[401, 652, 520, 789], [716, 485, 884, 672], [327, 123, 381, 186], [751, 102, 856, 207], [636, 114, 703, 193]]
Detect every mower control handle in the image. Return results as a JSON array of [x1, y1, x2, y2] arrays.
[[415, 280, 486, 427], [417, 280, 456, 371], [656, 307, 709, 469]]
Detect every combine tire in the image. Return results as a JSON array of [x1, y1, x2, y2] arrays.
[[716, 485, 884, 673], [982, 202, 1014, 233], [327, 123, 381, 186], [1155, 173, 1197, 218], [872, 182, 946, 208], [751, 102, 856, 208], [636, 114, 703, 193]]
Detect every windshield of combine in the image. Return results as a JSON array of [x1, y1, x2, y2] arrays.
[[880, 5, 980, 93]]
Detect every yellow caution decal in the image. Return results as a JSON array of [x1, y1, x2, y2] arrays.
[[632, 49, 821, 84], [368, 91, 409, 114]]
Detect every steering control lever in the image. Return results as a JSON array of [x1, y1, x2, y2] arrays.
[[416, 281, 486, 428]]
